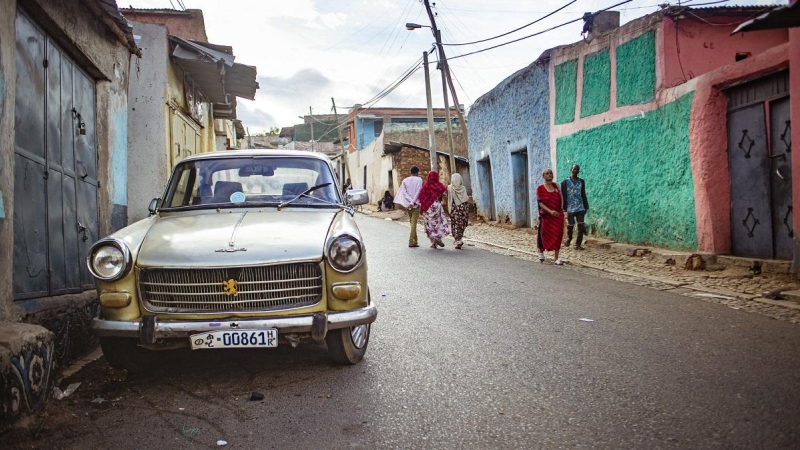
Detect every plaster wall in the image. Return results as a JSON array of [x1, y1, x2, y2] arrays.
[[127, 22, 169, 224], [661, 16, 788, 90], [120, 9, 209, 42], [467, 61, 550, 226], [0, 0, 19, 321], [689, 43, 790, 253]]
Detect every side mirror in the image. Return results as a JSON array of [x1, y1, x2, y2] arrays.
[[148, 198, 162, 216], [346, 189, 369, 206]]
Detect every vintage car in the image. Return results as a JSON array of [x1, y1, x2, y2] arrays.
[[88, 150, 376, 370]]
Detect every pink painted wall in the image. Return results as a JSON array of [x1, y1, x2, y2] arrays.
[[689, 43, 790, 253], [661, 16, 788, 89]]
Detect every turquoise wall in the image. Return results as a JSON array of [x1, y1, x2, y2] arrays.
[[554, 60, 577, 125], [581, 49, 611, 118], [616, 31, 656, 106], [556, 92, 697, 250]]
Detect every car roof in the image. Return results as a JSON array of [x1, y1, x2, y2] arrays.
[[182, 149, 333, 163]]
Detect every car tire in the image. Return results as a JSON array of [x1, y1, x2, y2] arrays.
[[99, 337, 154, 373], [326, 322, 370, 365]]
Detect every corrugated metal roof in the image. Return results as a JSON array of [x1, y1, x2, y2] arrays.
[[94, 0, 140, 55], [732, 1, 800, 33]]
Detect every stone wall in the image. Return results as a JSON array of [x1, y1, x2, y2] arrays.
[[468, 60, 551, 226]]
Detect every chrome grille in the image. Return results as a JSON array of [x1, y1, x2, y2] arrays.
[[138, 263, 323, 313]]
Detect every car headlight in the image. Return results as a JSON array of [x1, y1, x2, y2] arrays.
[[328, 236, 363, 272], [87, 238, 132, 281]]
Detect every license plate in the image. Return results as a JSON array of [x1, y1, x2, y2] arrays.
[[190, 329, 278, 350]]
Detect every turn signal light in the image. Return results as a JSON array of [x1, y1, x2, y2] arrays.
[[332, 282, 361, 300], [100, 292, 132, 308]]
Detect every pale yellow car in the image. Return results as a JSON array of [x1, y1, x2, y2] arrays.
[[88, 150, 375, 370]]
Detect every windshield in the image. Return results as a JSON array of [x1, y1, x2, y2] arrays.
[[161, 156, 341, 210]]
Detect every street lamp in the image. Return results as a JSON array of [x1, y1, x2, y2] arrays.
[[405, 22, 427, 30]]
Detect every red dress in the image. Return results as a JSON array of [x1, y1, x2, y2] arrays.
[[537, 184, 564, 251]]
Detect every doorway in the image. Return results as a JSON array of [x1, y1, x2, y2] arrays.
[[511, 148, 530, 227], [726, 71, 792, 259], [13, 10, 99, 299], [478, 159, 495, 220]]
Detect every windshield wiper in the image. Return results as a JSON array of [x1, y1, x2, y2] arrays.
[[277, 183, 332, 210]]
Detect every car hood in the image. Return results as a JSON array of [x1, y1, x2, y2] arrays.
[[136, 209, 338, 267]]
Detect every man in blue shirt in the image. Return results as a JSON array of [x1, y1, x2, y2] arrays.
[[561, 164, 589, 250]]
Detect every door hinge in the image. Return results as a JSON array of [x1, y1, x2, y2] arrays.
[[43, 171, 49, 180], [43, 58, 48, 68]]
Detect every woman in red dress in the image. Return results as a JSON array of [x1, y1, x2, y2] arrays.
[[536, 168, 565, 265]]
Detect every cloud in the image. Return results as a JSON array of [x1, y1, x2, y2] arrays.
[[256, 69, 333, 101], [236, 102, 277, 131]]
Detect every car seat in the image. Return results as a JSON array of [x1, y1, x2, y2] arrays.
[[213, 181, 243, 203], [282, 182, 309, 197]]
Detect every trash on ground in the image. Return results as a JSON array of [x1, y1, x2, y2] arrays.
[[694, 292, 735, 300], [729, 306, 741, 310], [53, 382, 81, 400], [384, 217, 392, 221], [381, 293, 387, 297], [249, 391, 264, 401], [217, 440, 228, 446], [91, 397, 107, 404], [578, 318, 595, 322]]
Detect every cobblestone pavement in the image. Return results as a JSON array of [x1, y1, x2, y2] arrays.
[[362, 207, 800, 324]]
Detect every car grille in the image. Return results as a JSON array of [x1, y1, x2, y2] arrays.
[[138, 263, 323, 313]]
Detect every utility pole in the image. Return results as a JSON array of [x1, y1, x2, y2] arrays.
[[309, 106, 314, 152], [331, 97, 351, 184], [437, 29, 456, 176], [422, 0, 469, 174], [423, 50, 437, 173]]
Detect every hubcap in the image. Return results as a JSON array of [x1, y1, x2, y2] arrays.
[[350, 324, 369, 349]]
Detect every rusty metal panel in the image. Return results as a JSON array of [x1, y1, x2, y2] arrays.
[[74, 71, 97, 181], [727, 71, 790, 111], [61, 58, 75, 174], [728, 104, 774, 258], [13, 12, 45, 160], [769, 97, 793, 259], [13, 155, 48, 299], [77, 179, 98, 288], [63, 174, 80, 291]]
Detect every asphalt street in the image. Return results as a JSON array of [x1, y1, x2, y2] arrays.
[[6, 214, 800, 449]]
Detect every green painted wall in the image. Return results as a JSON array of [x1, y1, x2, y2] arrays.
[[616, 31, 656, 106], [557, 92, 697, 250], [581, 49, 611, 117], [554, 60, 577, 124]]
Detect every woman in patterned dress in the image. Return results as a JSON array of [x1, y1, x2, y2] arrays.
[[447, 173, 470, 250], [417, 171, 451, 249], [536, 168, 565, 265]]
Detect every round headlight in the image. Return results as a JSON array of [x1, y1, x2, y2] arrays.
[[88, 240, 131, 280], [328, 236, 362, 272]]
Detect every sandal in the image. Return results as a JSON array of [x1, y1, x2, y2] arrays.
[[554, 259, 563, 265], [538, 252, 545, 263]]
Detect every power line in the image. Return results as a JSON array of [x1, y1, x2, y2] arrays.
[[448, 0, 633, 61], [442, 0, 576, 46]]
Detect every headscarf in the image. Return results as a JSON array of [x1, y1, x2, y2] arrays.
[[417, 171, 447, 212], [447, 173, 469, 213]]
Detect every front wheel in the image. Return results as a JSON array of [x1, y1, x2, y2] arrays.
[[326, 323, 370, 365]]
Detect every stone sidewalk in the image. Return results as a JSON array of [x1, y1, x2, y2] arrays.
[[360, 206, 800, 324]]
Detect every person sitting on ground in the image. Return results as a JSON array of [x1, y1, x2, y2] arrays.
[[380, 190, 394, 211]]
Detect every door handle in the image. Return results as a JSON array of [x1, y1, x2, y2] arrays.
[[776, 168, 786, 180], [76, 161, 88, 179], [78, 222, 88, 242]]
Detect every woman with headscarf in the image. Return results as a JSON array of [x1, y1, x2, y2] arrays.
[[417, 171, 450, 248], [447, 173, 470, 250]]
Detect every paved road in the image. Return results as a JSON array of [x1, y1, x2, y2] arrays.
[[8, 215, 800, 449]]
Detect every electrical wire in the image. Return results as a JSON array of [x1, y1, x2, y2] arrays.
[[442, 0, 576, 46], [448, 0, 633, 61]]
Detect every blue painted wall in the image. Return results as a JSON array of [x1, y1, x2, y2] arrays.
[[467, 60, 550, 226], [356, 118, 379, 150]]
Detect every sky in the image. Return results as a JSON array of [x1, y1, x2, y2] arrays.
[[124, 0, 786, 133]]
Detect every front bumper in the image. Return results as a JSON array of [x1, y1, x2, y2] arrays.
[[91, 303, 377, 343]]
